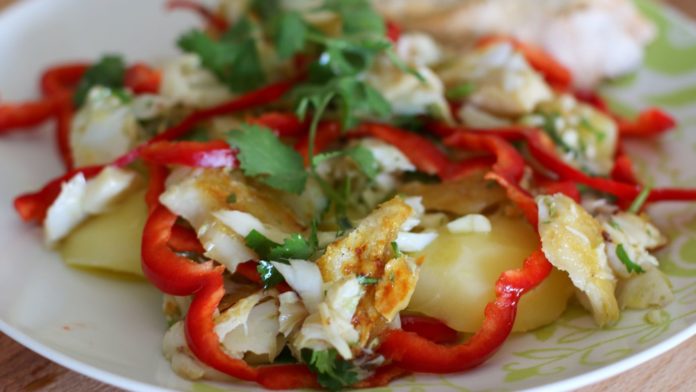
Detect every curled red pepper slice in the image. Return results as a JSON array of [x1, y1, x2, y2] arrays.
[[185, 271, 260, 381], [140, 140, 235, 168], [477, 36, 572, 90], [400, 315, 460, 344], [378, 249, 551, 373], [141, 205, 220, 295]]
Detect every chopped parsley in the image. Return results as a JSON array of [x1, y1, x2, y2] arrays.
[[301, 348, 359, 390], [74, 55, 126, 107], [616, 243, 645, 274], [227, 124, 308, 194], [226, 193, 237, 204]]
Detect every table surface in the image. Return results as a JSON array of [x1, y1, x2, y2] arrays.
[[1, 0, 696, 391]]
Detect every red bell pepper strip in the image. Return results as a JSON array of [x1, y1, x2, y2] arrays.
[[141, 205, 220, 295], [166, 0, 229, 33], [140, 140, 235, 168], [433, 122, 696, 205], [615, 108, 676, 138], [145, 163, 168, 213], [13, 165, 104, 223], [124, 63, 162, 95], [358, 123, 451, 176], [246, 112, 307, 138], [611, 149, 640, 185], [443, 156, 496, 181], [295, 121, 342, 165], [185, 271, 260, 381], [169, 225, 206, 254], [378, 249, 552, 373], [354, 363, 410, 388], [40, 63, 89, 97], [574, 91, 676, 138], [400, 315, 460, 344], [153, 79, 295, 142], [0, 98, 61, 132], [477, 36, 572, 91], [257, 364, 319, 389], [444, 131, 527, 184], [386, 20, 401, 43], [535, 178, 581, 203]]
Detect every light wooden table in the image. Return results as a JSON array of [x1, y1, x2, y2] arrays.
[[1, 0, 696, 391]]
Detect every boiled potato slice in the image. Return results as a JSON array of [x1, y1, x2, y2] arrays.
[[407, 214, 573, 332], [59, 189, 147, 276]]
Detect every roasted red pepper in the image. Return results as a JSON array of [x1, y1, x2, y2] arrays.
[[378, 249, 551, 373], [140, 140, 235, 168], [477, 36, 572, 90], [400, 315, 460, 344]]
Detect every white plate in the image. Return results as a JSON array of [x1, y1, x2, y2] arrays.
[[1, 1, 696, 391]]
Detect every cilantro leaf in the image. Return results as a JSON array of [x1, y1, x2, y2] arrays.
[[245, 230, 279, 260], [227, 124, 308, 194], [256, 260, 286, 289], [324, 0, 385, 36], [178, 28, 266, 93], [345, 146, 379, 180], [312, 146, 379, 180], [616, 244, 645, 274], [274, 12, 308, 59], [74, 55, 126, 107], [301, 348, 359, 390], [357, 275, 380, 285], [269, 234, 315, 261], [245, 230, 316, 261]]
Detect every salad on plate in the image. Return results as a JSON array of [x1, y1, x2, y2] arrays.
[[1, 0, 696, 390]]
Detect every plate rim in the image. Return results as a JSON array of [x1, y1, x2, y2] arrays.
[[1, 0, 696, 391]]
